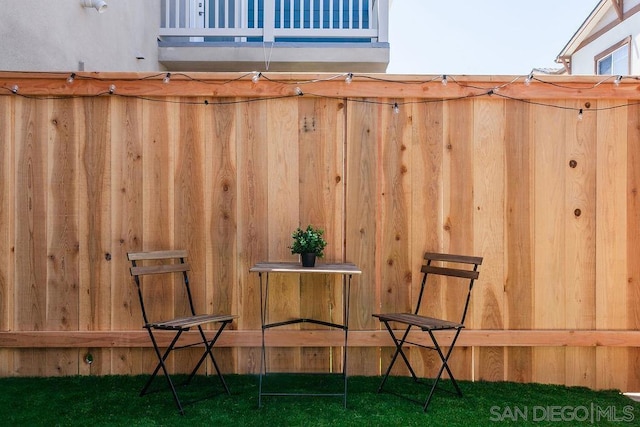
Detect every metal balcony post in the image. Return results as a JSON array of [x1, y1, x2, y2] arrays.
[[263, 0, 275, 42], [375, 0, 389, 43]]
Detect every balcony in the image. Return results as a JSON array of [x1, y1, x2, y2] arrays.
[[158, 0, 390, 72]]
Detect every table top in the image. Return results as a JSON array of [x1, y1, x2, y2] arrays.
[[250, 261, 361, 275]]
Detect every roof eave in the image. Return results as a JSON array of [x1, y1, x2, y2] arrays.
[[555, 0, 610, 63]]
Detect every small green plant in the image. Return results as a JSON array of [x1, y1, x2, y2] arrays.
[[290, 225, 327, 257]]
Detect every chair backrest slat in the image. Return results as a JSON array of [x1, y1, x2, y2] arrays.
[[414, 252, 482, 325], [127, 250, 195, 326], [131, 263, 191, 276], [128, 250, 188, 261], [421, 265, 479, 280], [423, 252, 483, 266]]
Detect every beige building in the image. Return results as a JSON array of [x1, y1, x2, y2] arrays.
[[0, 0, 390, 73]]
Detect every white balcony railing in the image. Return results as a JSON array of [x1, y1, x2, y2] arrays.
[[160, 0, 389, 43]]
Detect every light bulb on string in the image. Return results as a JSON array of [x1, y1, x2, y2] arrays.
[[614, 75, 622, 86], [163, 73, 171, 84], [11, 85, 18, 94], [392, 102, 400, 114], [441, 75, 448, 86], [109, 84, 116, 94], [578, 109, 583, 121], [67, 73, 76, 84], [252, 72, 261, 83], [345, 73, 353, 84], [524, 72, 533, 86], [295, 87, 303, 96]]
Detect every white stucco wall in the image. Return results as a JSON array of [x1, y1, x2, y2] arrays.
[[0, 0, 162, 72], [570, 1, 640, 75]]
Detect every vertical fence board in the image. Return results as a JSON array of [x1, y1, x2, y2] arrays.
[[141, 100, 175, 373], [346, 99, 379, 376], [504, 99, 533, 383], [440, 99, 475, 380], [379, 100, 412, 375], [297, 98, 344, 372], [473, 99, 505, 382], [0, 96, 14, 375], [236, 101, 269, 374], [626, 103, 640, 391], [78, 98, 112, 375], [564, 100, 597, 388], [379, 102, 411, 312], [110, 98, 145, 375], [46, 99, 80, 376], [14, 98, 49, 375], [532, 100, 567, 385], [596, 101, 629, 390], [205, 99, 237, 373], [408, 101, 444, 377], [265, 97, 301, 373], [173, 100, 207, 373]]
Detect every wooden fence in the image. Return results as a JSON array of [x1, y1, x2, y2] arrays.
[[0, 72, 639, 393]]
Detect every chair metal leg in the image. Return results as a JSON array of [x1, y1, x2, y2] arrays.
[[422, 328, 463, 412], [200, 322, 233, 394], [143, 322, 233, 415], [186, 322, 232, 396], [377, 320, 466, 412], [377, 322, 418, 393], [258, 271, 268, 409], [144, 328, 185, 414]]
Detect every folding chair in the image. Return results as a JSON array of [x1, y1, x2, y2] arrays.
[[128, 250, 238, 414], [373, 252, 482, 411]]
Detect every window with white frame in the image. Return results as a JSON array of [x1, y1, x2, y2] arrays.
[[595, 39, 630, 75]]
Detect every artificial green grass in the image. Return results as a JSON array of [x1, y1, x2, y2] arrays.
[[1, 373, 638, 426]]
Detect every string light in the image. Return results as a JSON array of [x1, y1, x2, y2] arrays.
[[345, 73, 353, 84], [24, 69, 631, 91], [392, 102, 400, 114], [5, 71, 640, 118], [163, 73, 171, 84], [524, 72, 533, 86], [252, 72, 261, 83]]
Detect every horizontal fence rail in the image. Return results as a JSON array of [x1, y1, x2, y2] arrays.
[[3, 330, 640, 348]]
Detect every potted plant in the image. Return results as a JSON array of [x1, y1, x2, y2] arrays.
[[290, 225, 327, 267]]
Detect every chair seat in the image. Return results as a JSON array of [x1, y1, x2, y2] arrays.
[[150, 314, 238, 330], [374, 313, 462, 331]]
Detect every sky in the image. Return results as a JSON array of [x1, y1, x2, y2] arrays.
[[386, 0, 602, 75]]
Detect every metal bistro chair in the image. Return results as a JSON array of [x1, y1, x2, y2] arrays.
[[128, 250, 237, 414], [373, 252, 482, 411]]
